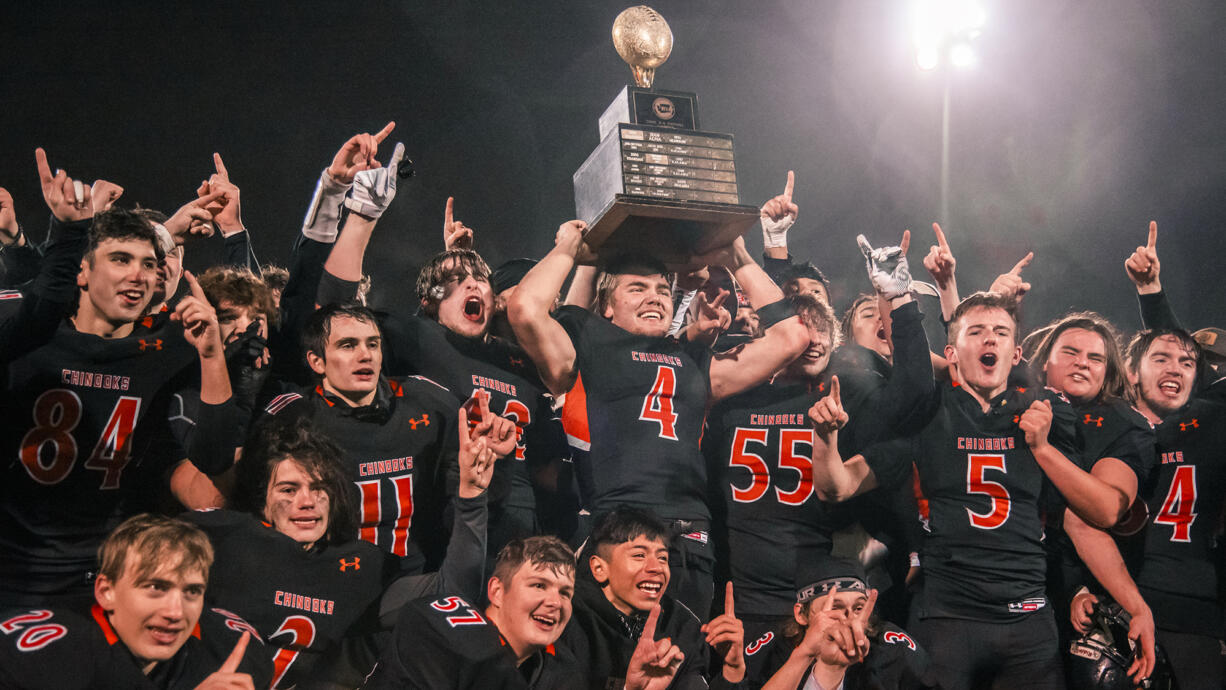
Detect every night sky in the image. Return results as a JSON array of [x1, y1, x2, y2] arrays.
[[6, 1, 1225, 335]]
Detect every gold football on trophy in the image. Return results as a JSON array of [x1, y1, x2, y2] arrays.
[[611, 6, 673, 88]]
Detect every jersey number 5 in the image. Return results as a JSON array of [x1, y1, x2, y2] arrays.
[[639, 365, 679, 440], [1153, 465, 1197, 543], [20, 389, 141, 489], [966, 453, 1010, 530]]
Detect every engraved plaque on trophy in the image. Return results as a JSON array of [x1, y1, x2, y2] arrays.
[[571, 5, 760, 265]]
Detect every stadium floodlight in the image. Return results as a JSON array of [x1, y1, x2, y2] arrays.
[[912, 0, 985, 71]]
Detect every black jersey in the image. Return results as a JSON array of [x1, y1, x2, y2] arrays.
[[555, 305, 714, 519], [828, 302, 935, 457], [706, 378, 838, 618], [1075, 398, 1157, 484], [1134, 398, 1226, 637], [261, 376, 459, 567], [0, 319, 211, 605], [743, 621, 935, 690], [0, 605, 271, 690], [365, 593, 585, 689], [863, 383, 1081, 622], [183, 509, 393, 689], [558, 576, 714, 690], [381, 311, 564, 514]]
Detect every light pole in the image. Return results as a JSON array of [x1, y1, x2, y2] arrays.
[[911, 0, 984, 229]]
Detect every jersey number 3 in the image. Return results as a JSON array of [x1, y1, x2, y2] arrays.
[[20, 389, 141, 489], [966, 453, 1010, 530], [639, 365, 679, 440]]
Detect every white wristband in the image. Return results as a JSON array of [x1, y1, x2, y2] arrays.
[[761, 214, 795, 249]]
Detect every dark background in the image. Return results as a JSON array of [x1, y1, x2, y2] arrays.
[[5, 1, 1225, 335]]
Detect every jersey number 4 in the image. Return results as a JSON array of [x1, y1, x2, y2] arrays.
[[966, 454, 1010, 530], [639, 365, 679, 440], [1153, 465, 1197, 543], [728, 427, 814, 505], [20, 389, 141, 489]]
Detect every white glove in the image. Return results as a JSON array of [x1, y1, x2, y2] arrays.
[[344, 142, 405, 220], [857, 234, 912, 299], [301, 168, 352, 243], [760, 214, 795, 249]]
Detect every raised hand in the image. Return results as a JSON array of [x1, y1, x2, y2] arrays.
[[760, 170, 799, 249], [796, 584, 845, 659], [554, 220, 595, 262], [165, 191, 227, 244], [856, 231, 912, 299], [922, 222, 957, 290], [847, 588, 877, 663], [35, 148, 93, 223], [1124, 221, 1161, 294], [687, 288, 732, 342], [199, 153, 244, 235], [988, 252, 1033, 301], [345, 142, 406, 220], [328, 121, 395, 184], [701, 582, 746, 682], [625, 604, 685, 690], [807, 375, 849, 439], [465, 389, 519, 458], [457, 398, 500, 499], [1018, 399, 1052, 450], [90, 179, 124, 214], [172, 271, 224, 359], [0, 187, 20, 245], [192, 631, 254, 690], [443, 196, 474, 250]]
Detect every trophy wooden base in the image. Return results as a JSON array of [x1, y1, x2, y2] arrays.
[[580, 194, 760, 267]]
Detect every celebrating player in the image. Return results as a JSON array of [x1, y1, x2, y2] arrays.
[[366, 535, 584, 688], [0, 513, 269, 689], [509, 215, 809, 614]]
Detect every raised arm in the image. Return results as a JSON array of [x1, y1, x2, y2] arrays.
[[507, 221, 585, 396], [760, 170, 798, 262], [1125, 221, 1182, 331], [807, 377, 880, 501], [703, 237, 808, 400], [321, 141, 406, 289], [921, 222, 959, 322]]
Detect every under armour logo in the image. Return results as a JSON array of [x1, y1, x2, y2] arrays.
[[1012, 415, 1021, 424], [139, 339, 163, 351], [1180, 419, 1199, 431], [408, 414, 430, 430], [509, 356, 524, 367], [140, 316, 154, 329], [339, 557, 361, 572], [1083, 414, 1104, 427]]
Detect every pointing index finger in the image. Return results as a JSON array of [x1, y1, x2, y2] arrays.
[[783, 170, 795, 202], [899, 229, 911, 256], [182, 270, 207, 301], [220, 631, 249, 673], [1147, 220, 1158, 250], [35, 148, 54, 186], [725, 581, 735, 618], [932, 222, 950, 251], [373, 121, 396, 144], [642, 604, 661, 640], [445, 196, 454, 227], [829, 375, 841, 406], [213, 152, 229, 180], [1009, 251, 1034, 276]]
